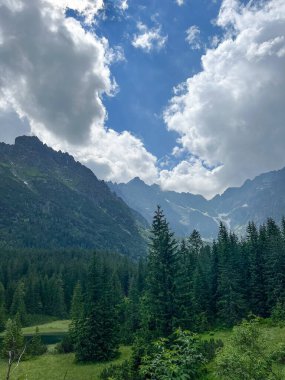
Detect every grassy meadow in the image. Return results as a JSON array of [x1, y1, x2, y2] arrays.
[[22, 320, 71, 335], [0, 345, 131, 380], [203, 322, 285, 379], [1, 319, 285, 379]]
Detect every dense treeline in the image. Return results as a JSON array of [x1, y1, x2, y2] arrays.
[[1, 207, 285, 377], [143, 207, 285, 334], [0, 249, 141, 329], [95, 207, 285, 378], [1, 209, 285, 336]]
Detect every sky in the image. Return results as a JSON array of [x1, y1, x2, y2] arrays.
[[0, 0, 284, 198]]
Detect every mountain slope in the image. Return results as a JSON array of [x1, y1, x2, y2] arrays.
[[109, 168, 285, 239], [211, 168, 285, 235], [108, 177, 218, 238], [0, 136, 147, 257]]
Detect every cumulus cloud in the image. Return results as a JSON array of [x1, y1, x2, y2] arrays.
[[0, 0, 114, 145], [132, 22, 167, 52], [185, 25, 202, 49], [176, 0, 184, 5], [160, 158, 222, 198], [0, 0, 158, 184], [163, 0, 285, 198], [119, 0, 128, 11], [48, 0, 104, 25], [36, 126, 158, 185]]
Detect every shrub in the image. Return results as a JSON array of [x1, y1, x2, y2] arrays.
[[55, 334, 74, 354]]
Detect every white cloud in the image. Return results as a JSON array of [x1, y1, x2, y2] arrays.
[[0, 0, 114, 145], [160, 158, 222, 198], [132, 22, 168, 52], [176, 0, 184, 5], [0, 0, 158, 184], [185, 25, 202, 49], [35, 126, 158, 185], [119, 0, 128, 11], [163, 0, 285, 198], [47, 0, 104, 25]]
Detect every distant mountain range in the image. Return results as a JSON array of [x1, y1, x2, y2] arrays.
[[0, 136, 147, 257], [108, 167, 285, 239], [1, 136, 284, 251]]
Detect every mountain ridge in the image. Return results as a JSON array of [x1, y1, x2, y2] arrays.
[[0, 136, 148, 256], [109, 166, 285, 239]]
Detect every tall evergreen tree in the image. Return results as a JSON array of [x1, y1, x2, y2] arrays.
[[1, 316, 25, 380], [216, 224, 247, 326], [74, 254, 119, 362], [175, 239, 194, 330], [69, 282, 84, 348], [144, 206, 177, 338], [265, 218, 285, 311], [246, 222, 266, 316], [0, 281, 6, 332], [10, 281, 27, 325]]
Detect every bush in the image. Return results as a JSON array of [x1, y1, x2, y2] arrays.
[[216, 319, 281, 380], [55, 334, 74, 354], [271, 343, 285, 364], [100, 360, 133, 380], [202, 338, 223, 361], [140, 329, 207, 380], [26, 327, 47, 357], [271, 302, 285, 325]]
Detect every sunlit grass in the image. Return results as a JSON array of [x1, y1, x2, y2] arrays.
[[0, 346, 132, 380], [201, 322, 285, 379], [22, 320, 70, 335]]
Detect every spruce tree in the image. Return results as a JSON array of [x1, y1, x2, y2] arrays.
[[175, 239, 195, 330], [69, 282, 84, 348], [246, 222, 266, 316], [0, 281, 6, 332], [1, 316, 25, 363], [264, 218, 285, 312], [216, 224, 247, 327], [74, 254, 119, 362], [144, 206, 177, 338], [10, 281, 27, 325], [27, 327, 47, 356]]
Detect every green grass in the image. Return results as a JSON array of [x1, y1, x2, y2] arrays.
[[3, 319, 285, 379], [0, 346, 132, 380], [201, 322, 285, 379], [22, 320, 70, 335]]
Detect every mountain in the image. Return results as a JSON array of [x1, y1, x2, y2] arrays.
[[108, 168, 285, 239], [0, 136, 147, 257], [108, 177, 217, 238]]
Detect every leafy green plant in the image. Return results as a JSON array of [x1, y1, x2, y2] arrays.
[[26, 327, 47, 356], [139, 329, 207, 380], [215, 319, 281, 380], [271, 343, 285, 364]]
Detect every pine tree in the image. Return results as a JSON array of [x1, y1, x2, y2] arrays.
[[175, 239, 195, 330], [1, 316, 25, 359], [25, 276, 42, 315], [264, 218, 285, 312], [10, 281, 27, 325], [69, 282, 84, 348], [27, 327, 47, 356], [246, 222, 266, 316], [144, 206, 177, 338], [0, 281, 6, 332], [74, 254, 119, 362], [216, 224, 247, 327], [192, 262, 211, 331], [210, 241, 219, 323]]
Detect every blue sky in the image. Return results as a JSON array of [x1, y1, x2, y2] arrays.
[[0, 0, 284, 198], [95, 0, 222, 158]]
